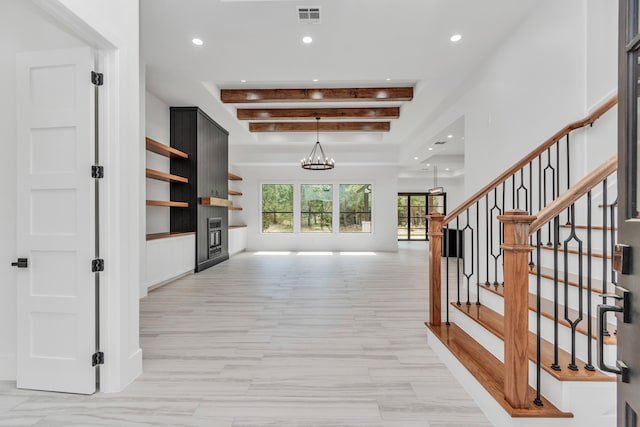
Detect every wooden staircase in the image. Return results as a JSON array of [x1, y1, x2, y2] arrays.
[[424, 96, 619, 427]]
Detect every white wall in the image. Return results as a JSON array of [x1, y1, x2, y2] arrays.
[[0, 0, 86, 381], [403, 0, 617, 203], [234, 164, 398, 252]]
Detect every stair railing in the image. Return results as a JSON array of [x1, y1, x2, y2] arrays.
[[522, 156, 617, 407], [427, 95, 617, 409]]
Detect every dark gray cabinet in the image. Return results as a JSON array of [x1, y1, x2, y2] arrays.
[[169, 107, 229, 272]]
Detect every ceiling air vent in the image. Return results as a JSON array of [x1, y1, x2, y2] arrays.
[[434, 141, 447, 145], [298, 6, 321, 24]]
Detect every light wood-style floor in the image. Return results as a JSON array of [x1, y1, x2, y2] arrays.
[[0, 243, 491, 426]]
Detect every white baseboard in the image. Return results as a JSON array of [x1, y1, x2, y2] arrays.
[[146, 270, 192, 293]]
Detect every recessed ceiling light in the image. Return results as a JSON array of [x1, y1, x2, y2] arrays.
[[312, 78, 319, 82], [240, 79, 246, 83], [428, 147, 433, 151], [302, 36, 313, 44], [447, 134, 453, 138], [386, 78, 391, 81], [426, 163, 430, 167], [192, 38, 203, 46], [414, 156, 419, 160], [450, 34, 462, 42], [445, 168, 450, 171]]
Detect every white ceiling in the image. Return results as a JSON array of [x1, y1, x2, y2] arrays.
[[141, 0, 536, 177]]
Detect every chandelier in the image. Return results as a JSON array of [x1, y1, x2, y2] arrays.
[[301, 117, 335, 170]]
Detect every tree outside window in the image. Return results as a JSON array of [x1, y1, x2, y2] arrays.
[[262, 184, 293, 232], [339, 184, 372, 233], [301, 184, 332, 232]]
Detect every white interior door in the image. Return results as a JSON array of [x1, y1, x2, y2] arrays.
[[15, 47, 96, 394]]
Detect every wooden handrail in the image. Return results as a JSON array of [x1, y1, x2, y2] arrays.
[[529, 156, 617, 234], [443, 95, 617, 226]]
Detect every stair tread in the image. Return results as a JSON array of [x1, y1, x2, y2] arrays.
[[452, 303, 615, 382], [540, 244, 611, 259], [426, 322, 573, 418], [482, 284, 617, 345], [530, 266, 606, 294]]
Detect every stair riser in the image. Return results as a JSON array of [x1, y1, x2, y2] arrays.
[[529, 275, 615, 320], [474, 288, 616, 364], [531, 360, 616, 413], [539, 249, 612, 281], [556, 225, 615, 250]]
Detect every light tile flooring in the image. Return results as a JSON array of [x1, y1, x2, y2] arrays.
[[0, 242, 491, 426]]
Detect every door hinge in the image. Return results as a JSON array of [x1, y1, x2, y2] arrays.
[[92, 351, 104, 366], [92, 258, 104, 272], [91, 165, 104, 179], [91, 71, 103, 86]]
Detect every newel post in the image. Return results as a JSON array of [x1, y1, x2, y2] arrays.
[[427, 212, 444, 326], [498, 210, 535, 409]]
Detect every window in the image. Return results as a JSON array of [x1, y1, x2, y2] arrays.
[[339, 184, 372, 233], [301, 184, 333, 232], [262, 184, 293, 232]]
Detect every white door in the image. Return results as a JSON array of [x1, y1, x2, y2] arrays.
[[15, 47, 97, 394]]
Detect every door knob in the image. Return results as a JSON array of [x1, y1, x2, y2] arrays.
[[10, 258, 28, 268]]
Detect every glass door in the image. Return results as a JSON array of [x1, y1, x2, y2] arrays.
[[398, 193, 431, 241]]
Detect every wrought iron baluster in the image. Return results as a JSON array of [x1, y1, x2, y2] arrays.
[[610, 197, 617, 287], [551, 215, 561, 371], [544, 148, 556, 246], [456, 217, 461, 306], [585, 191, 595, 371], [445, 224, 450, 325], [565, 134, 571, 225], [490, 188, 502, 286], [476, 201, 480, 305], [601, 179, 608, 304], [500, 183, 504, 285], [563, 204, 583, 371], [485, 194, 490, 286], [516, 168, 529, 211], [512, 174, 516, 210], [529, 161, 535, 269], [463, 210, 474, 306], [534, 229, 543, 406], [601, 179, 610, 337], [556, 140, 560, 204]]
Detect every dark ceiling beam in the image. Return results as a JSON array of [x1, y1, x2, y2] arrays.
[[249, 122, 391, 132], [221, 87, 413, 103], [237, 107, 400, 120]]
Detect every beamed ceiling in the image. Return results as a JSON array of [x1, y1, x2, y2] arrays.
[[223, 86, 413, 134], [141, 0, 537, 177]]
